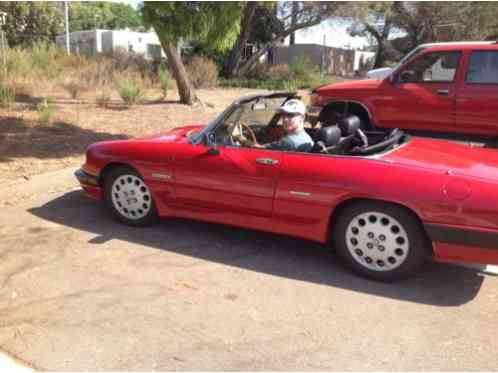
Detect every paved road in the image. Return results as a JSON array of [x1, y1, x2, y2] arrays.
[[0, 168, 497, 371]]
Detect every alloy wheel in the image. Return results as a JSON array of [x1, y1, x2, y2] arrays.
[[345, 211, 410, 272], [110, 174, 152, 220]]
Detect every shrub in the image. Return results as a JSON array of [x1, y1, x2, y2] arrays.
[[282, 79, 299, 91], [186, 55, 218, 88], [96, 90, 111, 108], [0, 83, 15, 109], [36, 98, 55, 124], [99, 48, 156, 83], [158, 67, 171, 98], [289, 57, 322, 88], [61, 76, 89, 99], [117, 79, 144, 106], [246, 63, 269, 80], [31, 41, 66, 80], [266, 64, 291, 80], [6, 48, 33, 79]]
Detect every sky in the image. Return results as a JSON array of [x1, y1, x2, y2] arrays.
[[292, 21, 369, 49]]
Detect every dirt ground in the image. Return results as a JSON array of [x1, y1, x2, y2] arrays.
[[0, 87, 270, 181]]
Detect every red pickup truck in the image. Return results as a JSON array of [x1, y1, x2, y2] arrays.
[[309, 42, 498, 137]]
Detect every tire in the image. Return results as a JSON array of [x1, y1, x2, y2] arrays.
[[332, 201, 430, 281], [104, 166, 158, 226]]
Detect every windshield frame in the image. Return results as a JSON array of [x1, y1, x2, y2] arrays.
[[389, 45, 428, 78], [188, 92, 298, 145]]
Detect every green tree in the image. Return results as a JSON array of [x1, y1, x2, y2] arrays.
[[0, 2, 63, 47], [234, 1, 347, 77], [69, 2, 143, 32], [348, 2, 498, 68], [347, 2, 400, 68], [390, 2, 498, 48], [143, 2, 243, 105], [223, 2, 285, 78], [0, 2, 143, 48]]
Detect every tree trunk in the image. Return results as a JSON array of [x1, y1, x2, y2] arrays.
[[373, 41, 385, 68], [237, 18, 323, 76], [163, 41, 199, 105], [290, 2, 298, 45], [223, 2, 257, 78]]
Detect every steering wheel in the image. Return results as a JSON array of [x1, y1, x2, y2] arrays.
[[231, 121, 258, 146]]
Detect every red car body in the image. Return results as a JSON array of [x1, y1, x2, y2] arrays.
[[311, 42, 498, 136], [76, 104, 498, 273]]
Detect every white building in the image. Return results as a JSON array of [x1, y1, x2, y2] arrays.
[[354, 51, 376, 73], [55, 29, 166, 59]]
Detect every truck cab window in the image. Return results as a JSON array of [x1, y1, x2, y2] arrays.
[[466, 51, 498, 84], [398, 51, 461, 83]]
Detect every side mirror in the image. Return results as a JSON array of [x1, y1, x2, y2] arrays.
[[399, 70, 415, 83], [205, 132, 220, 155], [206, 132, 216, 146]]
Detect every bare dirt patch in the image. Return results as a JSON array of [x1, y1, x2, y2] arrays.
[[0, 88, 267, 181]]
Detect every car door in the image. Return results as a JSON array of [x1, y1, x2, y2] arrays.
[[376, 50, 462, 132], [171, 142, 282, 227], [455, 50, 498, 135]]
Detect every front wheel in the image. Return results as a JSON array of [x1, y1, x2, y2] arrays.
[[332, 201, 431, 281], [104, 166, 158, 226]]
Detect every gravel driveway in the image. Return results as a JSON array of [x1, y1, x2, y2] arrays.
[[0, 168, 497, 371]]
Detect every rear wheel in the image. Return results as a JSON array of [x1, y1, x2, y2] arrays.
[[332, 201, 430, 281], [104, 166, 158, 226]]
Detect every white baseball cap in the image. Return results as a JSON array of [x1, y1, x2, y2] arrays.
[[277, 99, 306, 116]]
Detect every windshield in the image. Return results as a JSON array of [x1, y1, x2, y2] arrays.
[[187, 105, 234, 144], [392, 46, 427, 73], [188, 94, 295, 145]]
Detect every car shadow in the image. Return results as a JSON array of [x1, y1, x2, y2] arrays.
[[29, 191, 485, 307], [0, 117, 128, 163]]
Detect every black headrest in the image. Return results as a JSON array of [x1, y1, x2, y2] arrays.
[[316, 125, 341, 147], [338, 115, 361, 136]]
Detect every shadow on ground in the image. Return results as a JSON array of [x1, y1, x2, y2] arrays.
[[0, 116, 128, 163], [29, 190, 485, 307]]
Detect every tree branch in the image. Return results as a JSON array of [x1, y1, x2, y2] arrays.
[[237, 16, 324, 76]]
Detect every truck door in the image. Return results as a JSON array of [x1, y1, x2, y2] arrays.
[[455, 50, 498, 136], [377, 51, 461, 132]]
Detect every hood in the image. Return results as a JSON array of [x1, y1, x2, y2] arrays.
[[86, 124, 205, 156], [366, 67, 393, 80], [384, 138, 498, 182], [316, 79, 383, 94], [136, 124, 205, 142]]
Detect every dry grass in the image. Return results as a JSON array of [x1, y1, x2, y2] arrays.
[[0, 87, 269, 181]]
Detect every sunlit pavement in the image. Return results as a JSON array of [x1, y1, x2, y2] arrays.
[[0, 167, 497, 370]]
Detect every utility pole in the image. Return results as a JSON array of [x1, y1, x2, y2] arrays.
[[64, 1, 70, 55], [321, 34, 326, 77], [0, 11, 7, 77]]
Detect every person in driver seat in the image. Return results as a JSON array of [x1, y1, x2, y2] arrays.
[[259, 99, 314, 152]]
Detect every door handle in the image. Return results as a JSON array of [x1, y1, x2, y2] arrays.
[[255, 158, 279, 165], [437, 89, 449, 95]]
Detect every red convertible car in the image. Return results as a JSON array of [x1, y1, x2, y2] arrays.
[[75, 92, 498, 281]]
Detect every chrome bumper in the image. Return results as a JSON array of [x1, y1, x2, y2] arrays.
[[74, 168, 99, 186]]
